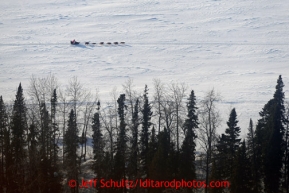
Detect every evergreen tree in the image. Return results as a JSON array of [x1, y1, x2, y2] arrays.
[[263, 75, 286, 193], [92, 110, 105, 192], [38, 102, 53, 193], [285, 104, 289, 193], [214, 134, 229, 180], [231, 141, 252, 193], [179, 90, 198, 181], [0, 96, 8, 192], [246, 119, 258, 193], [128, 98, 139, 181], [254, 99, 274, 193], [213, 108, 241, 192], [167, 141, 178, 181], [211, 135, 236, 193], [254, 75, 286, 193], [92, 111, 104, 174], [40, 102, 50, 157], [26, 124, 40, 193], [50, 89, 59, 167], [113, 94, 127, 192], [48, 90, 62, 193], [0, 98, 3, 191], [64, 109, 79, 193], [223, 108, 241, 178], [3, 120, 12, 193], [140, 85, 153, 178], [147, 126, 158, 178], [209, 159, 223, 193], [29, 100, 61, 193], [149, 128, 169, 193], [10, 83, 28, 192]]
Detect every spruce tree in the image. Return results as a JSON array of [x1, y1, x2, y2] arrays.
[[254, 75, 286, 193], [223, 108, 241, 178], [209, 160, 223, 193], [149, 128, 169, 193], [140, 85, 152, 178], [64, 109, 79, 193], [213, 108, 241, 192], [0, 97, 3, 191], [0, 96, 8, 192], [3, 120, 12, 193], [113, 94, 127, 190], [50, 89, 59, 167], [167, 141, 178, 180], [285, 105, 289, 193], [10, 83, 28, 192], [33, 100, 62, 193], [38, 102, 52, 193], [39, 102, 50, 158], [26, 124, 40, 193], [92, 110, 105, 192], [211, 134, 232, 193], [48, 95, 62, 193], [215, 134, 229, 180], [231, 141, 252, 193], [92, 111, 104, 175], [246, 119, 258, 193], [254, 99, 274, 193], [147, 126, 158, 178], [263, 75, 286, 193], [128, 98, 139, 181], [179, 90, 198, 180]]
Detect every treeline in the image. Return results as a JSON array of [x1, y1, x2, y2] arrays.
[[0, 75, 289, 193]]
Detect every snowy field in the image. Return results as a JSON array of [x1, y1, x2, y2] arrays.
[[1, 0, 289, 137]]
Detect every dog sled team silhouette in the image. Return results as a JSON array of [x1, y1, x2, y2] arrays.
[[71, 39, 125, 46]]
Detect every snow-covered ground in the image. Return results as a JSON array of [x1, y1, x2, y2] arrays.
[[1, 0, 289, 137]]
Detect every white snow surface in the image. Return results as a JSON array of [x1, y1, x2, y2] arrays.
[[1, 0, 289, 137]]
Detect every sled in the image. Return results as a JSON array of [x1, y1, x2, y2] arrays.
[[70, 40, 80, 45]]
